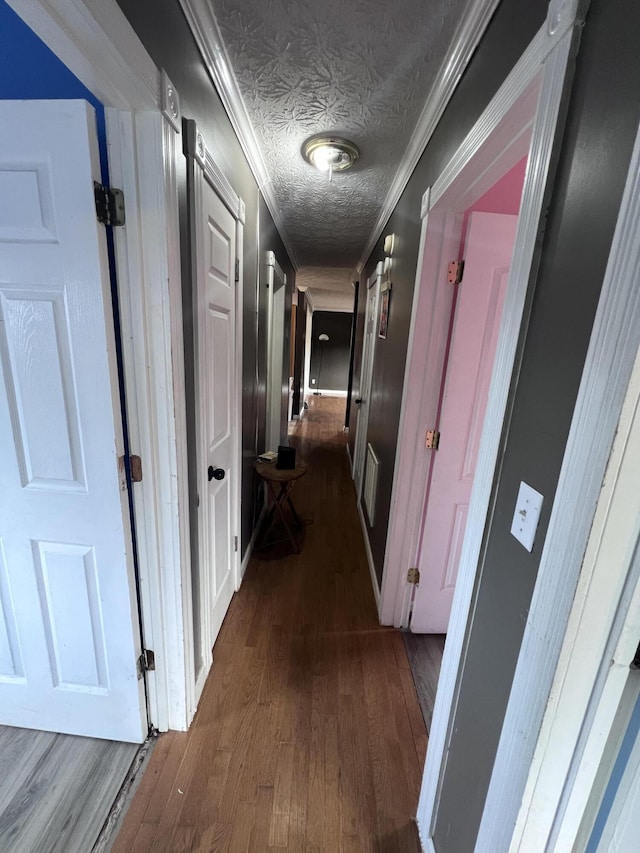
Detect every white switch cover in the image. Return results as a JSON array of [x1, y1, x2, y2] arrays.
[[510, 481, 544, 552]]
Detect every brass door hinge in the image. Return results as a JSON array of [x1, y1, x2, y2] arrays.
[[447, 259, 464, 285], [425, 429, 440, 450], [407, 567, 420, 584], [118, 454, 143, 490]]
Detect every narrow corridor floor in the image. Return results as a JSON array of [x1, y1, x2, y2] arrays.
[[113, 395, 427, 852]]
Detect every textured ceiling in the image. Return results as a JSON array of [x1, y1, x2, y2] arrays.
[[211, 0, 470, 278]]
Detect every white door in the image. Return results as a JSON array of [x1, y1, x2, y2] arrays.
[[0, 100, 146, 742], [353, 263, 382, 496], [265, 252, 286, 451], [194, 166, 238, 681], [411, 212, 517, 633]]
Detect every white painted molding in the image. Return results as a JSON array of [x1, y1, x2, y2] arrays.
[[516, 352, 640, 850], [160, 113, 194, 730], [479, 109, 640, 852], [161, 70, 181, 132], [8, 0, 159, 110], [105, 108, 190, 732], [177, 0, 297, 267], [184, 120, 245, 224], [379, 188, 436, 627], [357, 502, 381, 610], [265, 250, 285, 281], [410, 14, 582, 847], [354, 0, 501, 275]]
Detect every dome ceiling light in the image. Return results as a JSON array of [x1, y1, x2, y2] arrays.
[[302, 136, 360, 181]]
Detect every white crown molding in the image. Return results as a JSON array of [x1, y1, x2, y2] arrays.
[[177, 0, 298, 268], [8, 0, 160, 110], [353, 0, 501, 275]]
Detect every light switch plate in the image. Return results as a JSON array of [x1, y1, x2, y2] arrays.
[[510, 481, 544, 552]]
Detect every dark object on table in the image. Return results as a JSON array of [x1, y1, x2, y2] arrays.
[[277, 445, 296, 469]]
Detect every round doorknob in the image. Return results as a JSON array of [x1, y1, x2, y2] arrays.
[[208, 466, 225, 481]]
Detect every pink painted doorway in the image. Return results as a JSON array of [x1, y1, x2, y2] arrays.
[[410, 158, 526, 633]]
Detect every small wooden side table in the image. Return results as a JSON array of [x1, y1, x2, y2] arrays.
[[254, 459, 308, 553]]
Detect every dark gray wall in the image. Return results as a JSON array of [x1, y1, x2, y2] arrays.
[[434, 3, 640, 849], [350, 0, 549, 585], [310, 311, 353, 391], [115, 0, 294, 558]]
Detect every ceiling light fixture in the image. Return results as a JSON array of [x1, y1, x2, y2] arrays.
[[302, 136, 360, 181]]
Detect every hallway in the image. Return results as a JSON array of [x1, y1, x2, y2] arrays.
[[113, 396, 426, 852]]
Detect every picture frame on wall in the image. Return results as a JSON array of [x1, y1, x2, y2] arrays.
[[378, 283, 391, 339]]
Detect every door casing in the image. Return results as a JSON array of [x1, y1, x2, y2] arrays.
[[372, 5, 587, 847]]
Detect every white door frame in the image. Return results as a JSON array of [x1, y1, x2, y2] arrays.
[[367, 0, 586, 846], [478, 112, 640, 852], [185, 120, 245, 704], [352, 262, 383, 496], [265, 251, 287, 451], [8, 0, 194, 731]]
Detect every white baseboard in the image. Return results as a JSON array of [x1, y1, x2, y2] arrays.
[[309, 389, 348, 397], [357, 501, 381, 613]]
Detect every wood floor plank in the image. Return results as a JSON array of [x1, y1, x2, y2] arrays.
[[114, 396, 426, 852]]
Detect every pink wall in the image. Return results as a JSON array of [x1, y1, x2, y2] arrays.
[[461, 156, 527, 246]]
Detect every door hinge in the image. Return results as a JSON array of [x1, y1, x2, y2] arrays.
[[235, 258, 240, 282], [407, 567, 420, 585], [234, 535, 238, 552], [130, 455, 143, 482], [94, 181, 126, 227], [137, 649, 155, 679], [447, 259, 464, 285], [425, 429, 441, 450], [118, 454, 143, 488]]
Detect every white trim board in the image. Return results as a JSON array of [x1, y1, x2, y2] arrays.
[[9, 0, 193, 732], [7, 0, 159, 110], [357, 502, 381, 611], [371, 0, 588, 846], [478, 109, 640, 852]]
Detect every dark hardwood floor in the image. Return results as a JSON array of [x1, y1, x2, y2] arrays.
[[402, 634, 445, 736], [113, 395, 427, 852]]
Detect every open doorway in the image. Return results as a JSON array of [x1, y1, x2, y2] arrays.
[[403, 160, 527, 729]]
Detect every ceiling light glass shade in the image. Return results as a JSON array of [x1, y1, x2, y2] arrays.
[[302, 136, 360, 173]]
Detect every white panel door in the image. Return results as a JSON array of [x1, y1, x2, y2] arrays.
[[0, 100, 146, 741], [411, 213, 517, 633], [353, 265, 382, 497], [195, 171, 237, 669]]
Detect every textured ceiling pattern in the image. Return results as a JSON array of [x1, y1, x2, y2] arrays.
[[211, 0, 469, 268]]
